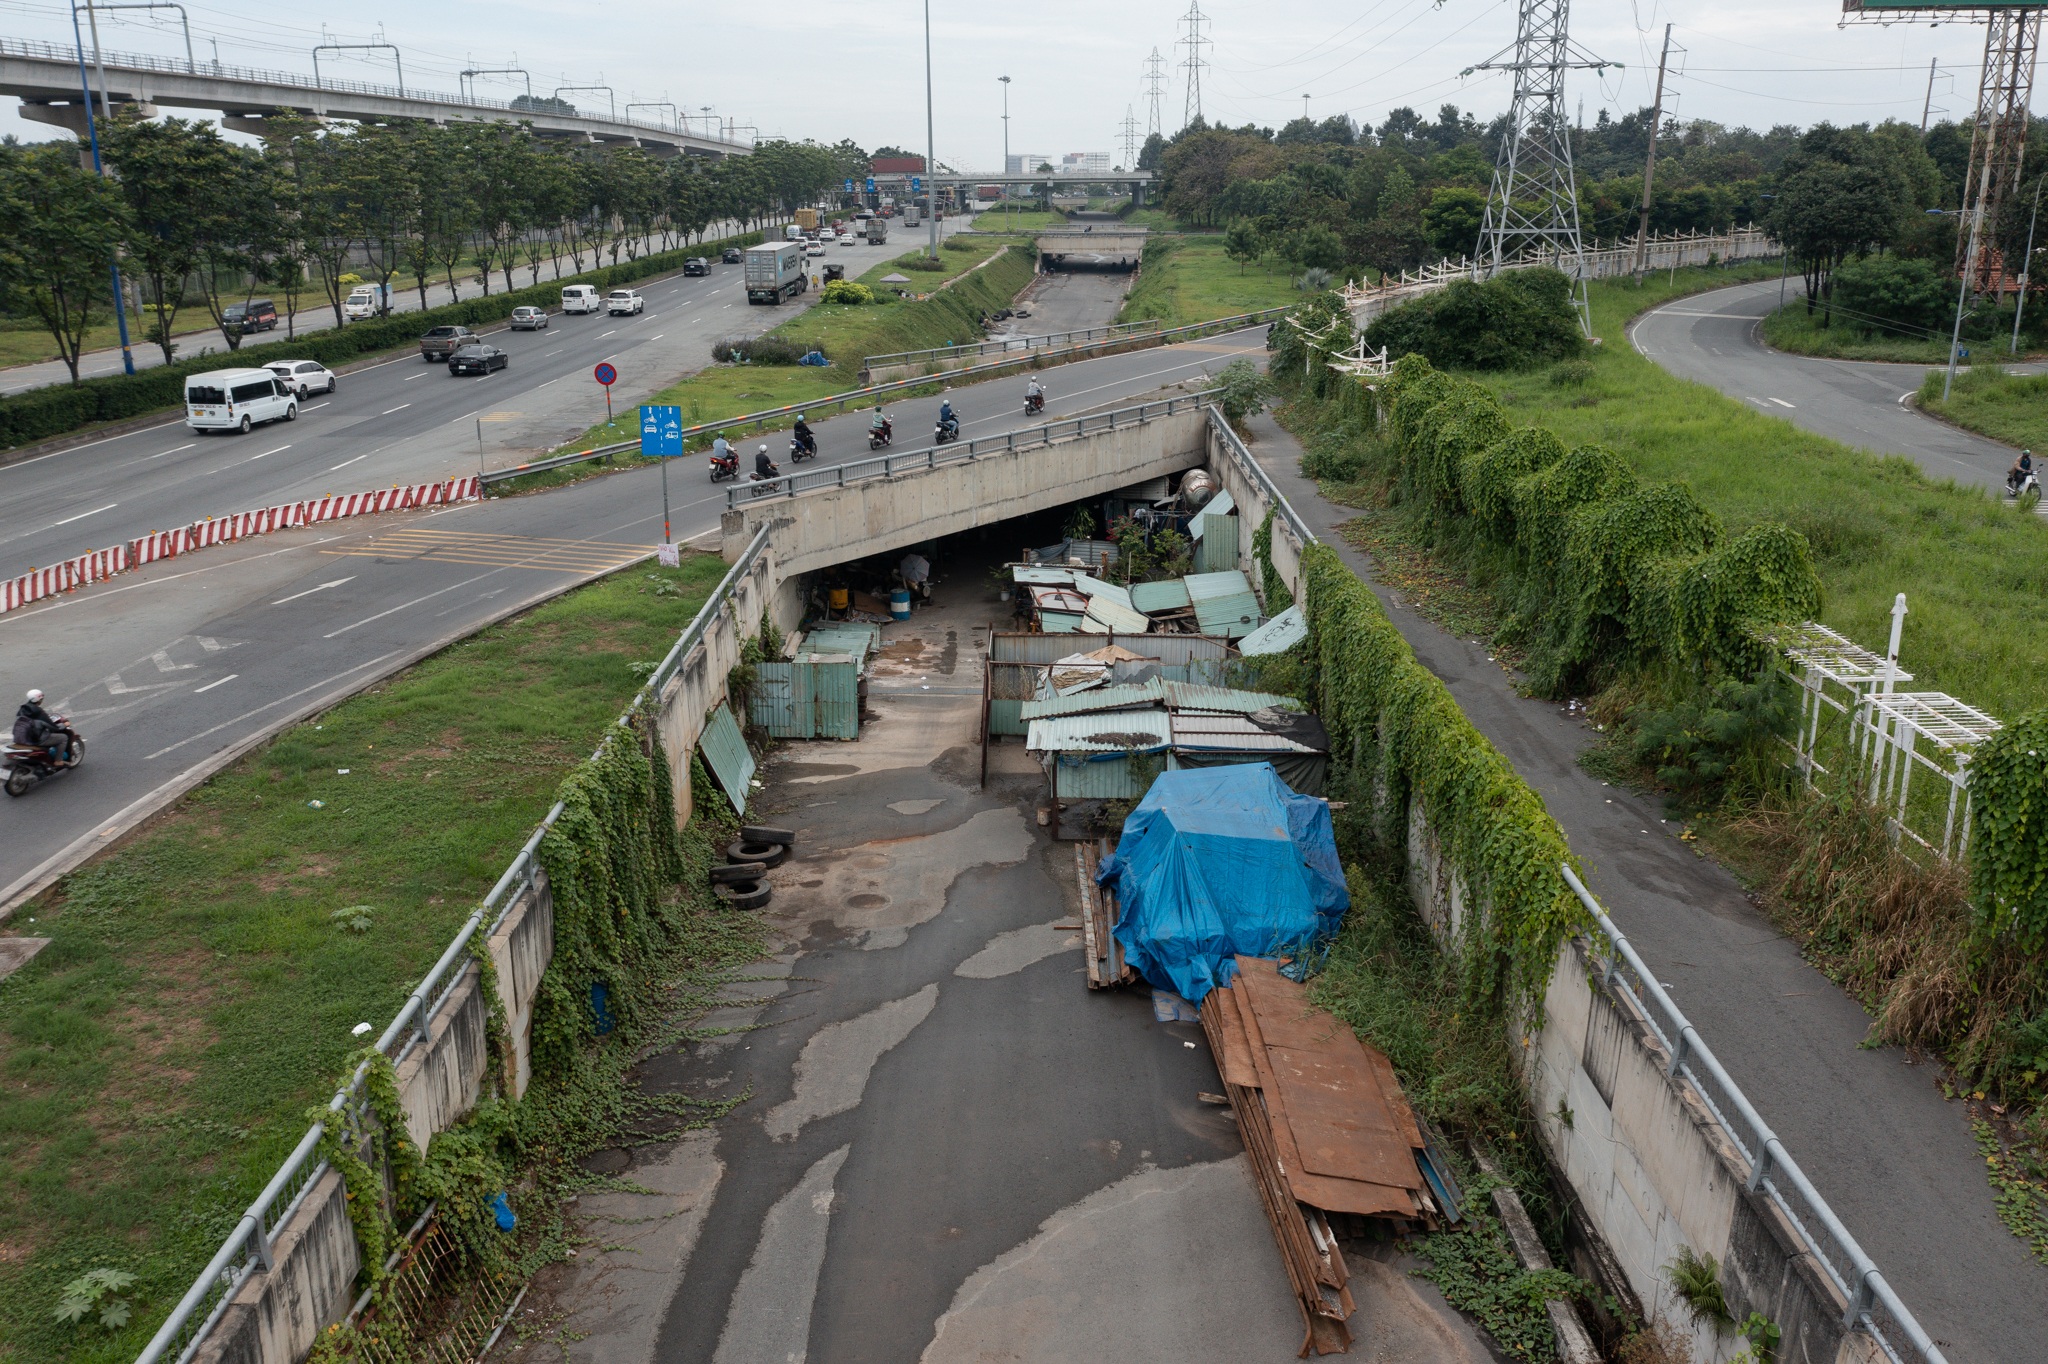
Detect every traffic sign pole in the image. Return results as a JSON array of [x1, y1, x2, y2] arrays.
[[595, 361, 618, 430], [640, 403, 684, 546]]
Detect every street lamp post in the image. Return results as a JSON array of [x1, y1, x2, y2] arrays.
[[2013, 177, 2042, 355], [925, 0, 938, 259], [1932, 205, 1985, 402], [69, 1, 136, 376], [999, 75, 1010, 224]]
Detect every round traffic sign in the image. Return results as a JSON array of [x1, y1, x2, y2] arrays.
[[593, 362, 617, 387]]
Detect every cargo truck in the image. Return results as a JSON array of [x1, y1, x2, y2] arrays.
[[745, 241, 809, 304], [794, 207, 820, 231], [863, 217, 889, 245]]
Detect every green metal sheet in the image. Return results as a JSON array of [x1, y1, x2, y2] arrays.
[[698, 703, 755, 815], [1238, 605, 1306, 657], [800, 623, 880, 669], [1040, 612, 1085, 633], [1084, 595, 1153, 634], [1192, 589, 1261, 639], [989, 698, 1028, 736], [1184, 570, 1254, 601], [1021, 680, 1165, 721], [1159, 682, 1302, 713], [809, 656, 861, 739], [749, 662, 808, 738], [1187, 489, 1235, 540], [1129, 579, 1191, 614], [1194, 513, 1239, 574]]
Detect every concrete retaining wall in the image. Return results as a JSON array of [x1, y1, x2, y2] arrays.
[[189, 1170, 360, 1364], [656, 543, 776, 822], [1203, 420, 1305, 605], [718, 409, 1209, 580]]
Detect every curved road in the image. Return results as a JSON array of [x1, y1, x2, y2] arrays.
[[1630, 276, 2040, 494]]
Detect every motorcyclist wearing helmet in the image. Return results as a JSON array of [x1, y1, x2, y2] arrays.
[[938, 399, 958, 438], [754, 443, 780, 479], [2007, 449, 2035, 495], [793, 414, 817, 456], [12, 689, 67, 763]]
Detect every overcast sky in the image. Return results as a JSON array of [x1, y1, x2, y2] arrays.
[[0, 0, 2008, 163]]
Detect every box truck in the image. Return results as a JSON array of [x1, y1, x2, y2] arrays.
[[745, 241, 809, 304]]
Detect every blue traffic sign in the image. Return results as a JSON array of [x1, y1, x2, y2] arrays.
[[641, 404, 684, 457], [864, 176, 876, 193], [593, 362, 617, 386], [844, 178, 854, 193], [911, 176, 921, 192]]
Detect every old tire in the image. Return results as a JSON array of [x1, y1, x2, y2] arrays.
[[710, 860, 767, 885], [716, 880, 772, 910], [739, 824, 796, 847], [727, 839, 787, 868]]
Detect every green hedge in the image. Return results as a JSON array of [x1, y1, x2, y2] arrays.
[[1302, 541, 1583, 1013], [0, 229, 764, 451], [1366, 352, 1822, 695]]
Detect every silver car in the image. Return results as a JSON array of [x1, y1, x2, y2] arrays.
[[509, 305, 550, 331], [264, 359, 336, 398]]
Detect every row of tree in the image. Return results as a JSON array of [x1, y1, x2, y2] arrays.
[[1140, 106, 2044, 299], [0, 119, 869, 382]]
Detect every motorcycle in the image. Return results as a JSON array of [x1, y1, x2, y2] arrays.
[[709, 447, 739, 482], [867, 418, 893, 451], [790, 432, 818, 463], [3, 722, 83, 798], [934, 416, 960, 446], [2007, 469, 2040, 505], [1024, 390, 1045, 416]]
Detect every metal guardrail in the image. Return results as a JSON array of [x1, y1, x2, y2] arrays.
[[1205, 407, 1317, 549], [723, 391, 1219, 510], [1562, 866, 1945, 1364], [862, 319, 1164, 375], [484, 306, 1287, 489], [0, 36, 746, 145], [137, 524, 774, 1364]]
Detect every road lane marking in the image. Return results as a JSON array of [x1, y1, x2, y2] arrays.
[[404, 372, 428, 381], [543, 349, 562, 357], [193, 674, 237, 693], [249, 444, 292, 460], [382, 403, 411, 414], [537, 377, 560, 387], [145, 651, 400, 760], [51, 502, 118, 526], [599, 329, 617, 338], [273, 576, 356, 605], [651, 334, 664, 341], [147, 443, 194, 460], [329, 454, 369, 471], [303, 402, 329, 412], [1770, 398, 1795, 408]]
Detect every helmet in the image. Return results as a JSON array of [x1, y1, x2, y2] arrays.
[[25, 688, 43, 704], [758, 444, 769, 454]]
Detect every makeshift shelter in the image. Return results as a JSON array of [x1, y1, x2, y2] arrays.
[[1098, 764, 1348, 1002]]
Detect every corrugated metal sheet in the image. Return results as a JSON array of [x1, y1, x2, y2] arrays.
[[1170, 712, 1319, 751], [1084, 596, 1153, 634], [1076, 616, 1110, 634], [989, 632, 1231, 665], [1071, 574, 1135, 612], [1021, 680, 1165, 720], [1050, 750, 1158, 800], [1027, 711, 1173, 752], [749, 661, 806, 737], [799, 623, 880, 669], [989, 698, 1027, 736], [1031, 586, 1091, 614], [1193, 590, 1261, 639], [1239, 605, 1307, 657], [1129, 579, 1191, 614], [1184, 570, 1255, 601], [698, 703, 755, 815], [1013, 566, 1077, 585], [1031, 539, 1119, 568], [1160, 682, 1302, 714], [1188, 489, 1235, 540], [1195, 514, 1240, 574], [1040, 611, 1085, 633], [810, 656, 860, 739]]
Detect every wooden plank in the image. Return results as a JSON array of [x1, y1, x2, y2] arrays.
[[1201, 986, 1261, 1090]]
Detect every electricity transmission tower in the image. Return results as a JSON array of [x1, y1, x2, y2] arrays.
[[1119, 106, 1140, 168], [1144, 47, 1167, 139], [1178, 2, 1210, 130], [1956, 9, 2041, 296], [1467, 0, 1615, 337]]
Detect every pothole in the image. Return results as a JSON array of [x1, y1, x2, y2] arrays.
[[847, 893, 889, 908]]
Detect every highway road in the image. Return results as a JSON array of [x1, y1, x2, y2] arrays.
[[0, 220, 971, 585], [0, 322, 1262, 912], [0, 222, 752, 397], [1630, 277, 2044, 493]]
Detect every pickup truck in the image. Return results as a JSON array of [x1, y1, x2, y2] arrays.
[[606, 289, 645, 316], [419, 324, 477, 361]]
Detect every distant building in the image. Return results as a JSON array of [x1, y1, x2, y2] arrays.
[[1058, 152, 1112, 176], [1006, 153, 1054, 175]]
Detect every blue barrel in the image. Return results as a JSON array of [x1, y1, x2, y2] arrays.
[[889, 588, 912, 620]]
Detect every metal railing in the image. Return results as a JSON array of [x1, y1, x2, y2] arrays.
[[0, 36, 746, 145], [136, 524, 773, 1364], [1562, 866, 1945, 1364], [862, 319, 1164, 376], [484, 307, 1283, 489], [723, 391, 1218, 510], [1204, 406, 1317, 549]]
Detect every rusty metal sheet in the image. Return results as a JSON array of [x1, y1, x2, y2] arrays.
[[1266, 1046, 1426, 1190], [1201, 986, 1261, 1089]]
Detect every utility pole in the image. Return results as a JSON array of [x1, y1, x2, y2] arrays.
[[999, 75, 1011, 171], [1633, 23, 1673, 283], [1921, 57, 1940, 134], [70, 0, 136, 376], [1144, 47, 1167, 139], [2013, 175, 2042, 353], [1468, 0, 1616, 337], [1302, 93, 1310, 128], [925, 0, 938, 259], [1178, 2, 1209, 130]]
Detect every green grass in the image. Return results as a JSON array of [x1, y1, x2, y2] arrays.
[[1117, 236, 1303, 328], [1121, 208, 1208, 233], [0, 309, 216, 369], [1760, 299, 1955, 363], [964, 208, 1069, 231], [0, 553, 727, 1364], [1919, 365, 2048, 455], [1477, 261, 2048, 722]]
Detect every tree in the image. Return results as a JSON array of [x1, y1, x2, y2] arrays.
[[1354, 165, 1431, 275], [1422, 187, 1488, 260], [1289, 223, 1346, 274], [0, 142, 129, 384], [1223, 218, 1263, 274], [1137, 132, 1166, 173], [103, 114, 231, 362], [1767, 139, 1910, 325]]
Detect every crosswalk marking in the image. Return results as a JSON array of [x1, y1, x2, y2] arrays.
[[320, 527, 649, 574]]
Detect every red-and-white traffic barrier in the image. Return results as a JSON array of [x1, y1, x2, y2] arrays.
[[0, 475, 482, 616]]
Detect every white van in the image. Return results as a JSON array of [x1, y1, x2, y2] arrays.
[[184, 367, 297, 434], [561, 285, 601, 314]]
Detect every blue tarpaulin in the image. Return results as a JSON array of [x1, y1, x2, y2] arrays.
[[1098, 764, 1349, 1003]]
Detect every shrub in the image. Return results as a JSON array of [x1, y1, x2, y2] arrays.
[[902, 255, 947, 272], [710, 335, 821, 365], [821, 280, 874, 305], [1830, 255, 1951, 337], [1364, 267, 1585, 371], [1216, 357, 1271, 423]]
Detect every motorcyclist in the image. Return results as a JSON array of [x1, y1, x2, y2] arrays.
[[2007, 449, 2034, 495], [1025, 378, 1044, 412], [754, 443, 779, 479], [711, 434, 734, 467], [12, 689, 66, 764], [793, 414, 817, 456], [870, 407, 892, 439], [938, 399, 959, 438]]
